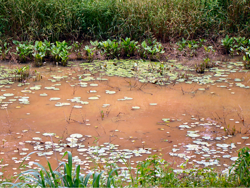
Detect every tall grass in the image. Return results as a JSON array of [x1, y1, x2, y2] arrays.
[[0, 0, 249, 41]]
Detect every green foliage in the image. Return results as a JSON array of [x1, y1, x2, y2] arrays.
[[2, 148, 250, 187], [33, 41, 48, 66], [176, 38, 206, 57], [230, 147, 250, 186], [14, 65, 30, 81], [243, 47, 250, 69], [2, 151, 119, 187], [138, 40, 164, 60], [0, 0, 249, 41], [98, 39, 121, 59], [72, 41, 83, 59], [0, 42, 11, 60], [84, 45, 96, 62], [134, 155, 178, 187], [120, 37, 139, 57], [13, 40, 34, 63], [221, 36, 250, 69], [51, 41, 71, 66], [221, 35, 250, 55], [221, 35, 234, 53]]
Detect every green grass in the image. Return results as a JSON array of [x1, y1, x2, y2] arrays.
[[0, 0, 249, 41], [1, 147, 250, 187]]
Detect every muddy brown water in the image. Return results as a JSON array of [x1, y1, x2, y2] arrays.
[[0, 60, 250, 179]]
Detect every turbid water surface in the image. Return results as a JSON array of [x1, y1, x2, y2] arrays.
[[0, 59, 250, 179]]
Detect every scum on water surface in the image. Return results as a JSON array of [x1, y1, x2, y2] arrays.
[[0, 59, 250, 178]]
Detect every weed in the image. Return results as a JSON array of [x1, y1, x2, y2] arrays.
[[72, 41, 83, 60], [224, 124, 237, 136], [33, 41, 47, 67], [13, 41, 33, 63], [14, 65, 30, 82], [0, 42, 12, 60], [98, 39, 121, 59], [138, 40, 164, 60], [2, 151, 118, 187], [84, 45, 96, 62], [195, 62, 205, 74], [243, 47, 250, 69], [120, 37, 138, 57], [51, 41, 71, 66], [230, 147, 250, 187], [221, 35, 234, 54]]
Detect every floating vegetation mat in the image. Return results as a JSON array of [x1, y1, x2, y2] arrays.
[[0, 59, 250, 178]]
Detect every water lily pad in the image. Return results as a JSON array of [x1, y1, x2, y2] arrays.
[[40, 93, 48, 97], [43, 133, 55, 136], [88, 97, 99, 100], [50, 97, 60, 101], [70, 133, 83, 138], [106, 90, 116, 94], [187, 133, 200, 138], [102, 104, 110, 108], [90, 84, 98, 87], [132, 106, 140, 110], [149, 103, 157, 106], [230, 157, 238, 161], [242, 137, 249, 139], [3, 93, 14, 97]]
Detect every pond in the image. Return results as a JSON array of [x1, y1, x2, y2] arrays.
[[0, 58, 250, 178]]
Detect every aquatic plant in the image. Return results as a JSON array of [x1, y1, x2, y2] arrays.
[[98, 39, 121, 59], [221, 35, 234, 54], [14, 65, 30, 81], [221, 36, 250, 56], [138, 39, 164, 60], [195, 62, 205, 74], [13, 41, 34, 63], [72, 41, 83, 60], [84, 45, 96, 62], [51, 41, 71, 66], [32, 41, 47, 67], [120, 37, 138, 57], [176, 38, 206, 57]]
